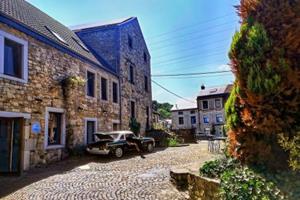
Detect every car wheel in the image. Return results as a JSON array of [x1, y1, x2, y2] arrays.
[[115, 147, 123, 158], [147, 143, 154, 153]]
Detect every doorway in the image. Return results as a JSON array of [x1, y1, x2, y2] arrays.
[[0, 118, 23, 174]]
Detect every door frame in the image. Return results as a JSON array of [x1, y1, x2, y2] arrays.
[[84, 118, 97, 145], [0, 117, 24, 176]]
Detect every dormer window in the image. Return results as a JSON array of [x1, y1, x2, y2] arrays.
[[72, 37, 89, 52], [128, 35, 133, 49], [45, 26, 68, 45]]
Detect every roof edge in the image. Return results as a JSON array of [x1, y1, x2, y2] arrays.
[[0, 14, 118, 77]]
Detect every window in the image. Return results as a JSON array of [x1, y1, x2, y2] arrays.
[[202, 100, 208, 110], [146, 106, 150, 130], [72, 37, 89, 52], [129, 65, 134, 84], [209, 100, 214, 109], [45, 107, 65, 149], [143, 52, 147, 63], [101, 77, 107, 101], [86, 119, 96, 145], [112, 82, 118, 103], [113, 123, 119, 131], [45, 26, 68, 45], [178, 111, 183, 115], [203, 116, 209, 124], [179, 117, 184, 125], [191, 116, 196, 124], [86, 71, 95, 97], [190, 110, 195, 114], [215, 98, 222, 109], [216, 114, 223, 123], [0, 30, 28, 83], [131, 101, 135, 119], [128, 35, 133, 49], [144, 75, 149, 92]]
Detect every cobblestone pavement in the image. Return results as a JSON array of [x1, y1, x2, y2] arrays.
[[0, 142, 217, 200]]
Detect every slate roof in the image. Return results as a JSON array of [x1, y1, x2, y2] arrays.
[[0, 0, 100, 65], [71, 17, 135, 32], [198, 84, 233, 98]]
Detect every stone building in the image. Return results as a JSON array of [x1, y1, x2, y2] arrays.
[[171, 108, 198, 130], [197, 85, 232, 136], [72, 17, 152, 133], [0, 0, 151, 174]]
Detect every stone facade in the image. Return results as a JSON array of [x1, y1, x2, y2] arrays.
[[0, 22, 120, 170], [74, 18, 152, 135], [119, 19, 152, 135]]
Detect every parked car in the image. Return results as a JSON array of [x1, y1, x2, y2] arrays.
[[86, 131, 155, 158]]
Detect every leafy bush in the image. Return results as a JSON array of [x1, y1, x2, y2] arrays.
[[129, 118, 141, 135], [200, 158, 239, 179], [166, 137, 179, 147], [225, 0, 300, 170], [220, 168, 285, 200]]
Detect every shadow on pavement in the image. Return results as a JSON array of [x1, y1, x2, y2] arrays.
[[0, 147, 167, 198]]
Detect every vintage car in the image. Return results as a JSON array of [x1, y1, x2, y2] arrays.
[[86, 131, 155, 158]]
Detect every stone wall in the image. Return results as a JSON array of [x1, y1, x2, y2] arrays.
[[0, 22, 120, 169], [188, 173, 221, 200], [119, 19, 152, 135], [173, 129, 196, 143], [170, 169, 221, 200]]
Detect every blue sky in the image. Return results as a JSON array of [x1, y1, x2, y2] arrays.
[[28, 0, 240, 108]]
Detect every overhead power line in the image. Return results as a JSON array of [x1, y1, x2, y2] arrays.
[[152, 73, 233, 80], [147, 13, 235, 39], [153, 43, 228, 60], [152, 51, 226, 66], [151, 79, 195, 103], [150, 28, 233, 52], [149, 21, 235, 45], [152, 70, 232, 77]]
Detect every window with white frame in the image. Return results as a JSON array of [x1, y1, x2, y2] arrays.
[[45, 107, 65, 149], [179, 117, 184, 125], [203, 115, 209, 124], [86, 70, 95, 97], [202, 100, 208, 110], [215, 98, 222, 109], [0, 30, 28, 83], [216, 114, 223, 123]]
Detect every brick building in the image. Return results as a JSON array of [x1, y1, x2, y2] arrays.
[[0, 0, 151, 174]]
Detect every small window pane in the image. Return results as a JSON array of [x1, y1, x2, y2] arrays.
[[215, 99, 222, 109], [191, 116, 196, 124], [178, 111, 183, 115], [113, 82, 118, 103], [179, 117, 184, 125], [128, 35, 133, 49], [129, 65, 134, 84], [144, 76, 148, 92], [48, 113, 62, 145], [203, 116, 209, 124], [101, 78, 107, 100], [4, 38, 23, 79], [87, 71, 95, 97], [131, 101, 135, 119], [202, 101, 208, 109], [216, 114, 223, 123]]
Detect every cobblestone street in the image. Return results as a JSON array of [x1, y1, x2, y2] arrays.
[[0, 142, 217, 200]]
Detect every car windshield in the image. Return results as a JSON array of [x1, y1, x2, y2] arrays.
[[108, 134, 120, 140]]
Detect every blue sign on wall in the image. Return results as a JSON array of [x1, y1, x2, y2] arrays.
[[32, 122, 41, 134]]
